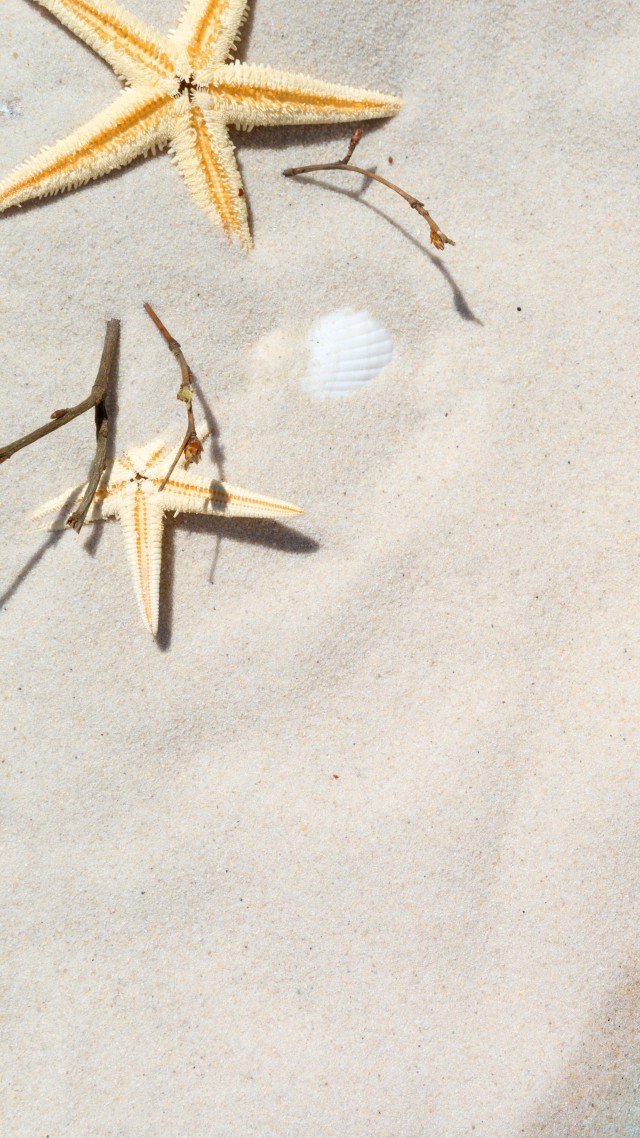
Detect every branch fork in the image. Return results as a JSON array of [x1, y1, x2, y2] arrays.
[[283, 127, 454, 251], [0, 320, 119, 533]]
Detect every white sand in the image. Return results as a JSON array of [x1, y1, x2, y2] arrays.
[[1, 1, 639, 1134]]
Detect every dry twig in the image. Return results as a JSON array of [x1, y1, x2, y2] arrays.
[[0, 319, 120, 533], [283, 128, 454, 251], [143, 303, 202, 491]]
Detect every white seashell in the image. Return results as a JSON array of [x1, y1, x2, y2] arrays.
[[301, 309, 393, 398]]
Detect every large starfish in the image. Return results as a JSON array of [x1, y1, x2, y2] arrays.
[[0, 0, 401, 247], [32, 425, 302, 635]]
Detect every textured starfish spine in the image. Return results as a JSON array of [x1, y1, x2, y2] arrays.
[[32, 0, 176, 82], [0, 88, 174, 210], [170, 111, 246, 241], [0, 0, 401, 247], [172, 0, 250, 67], [156, 472, 305, 521], [207, 64, 399, 127], [31, 430, 303, 635], [118, 487, 165, 633]]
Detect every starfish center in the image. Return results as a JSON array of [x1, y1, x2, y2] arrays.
[[174, 74, 202, 102], [128, 472, 154, 491]]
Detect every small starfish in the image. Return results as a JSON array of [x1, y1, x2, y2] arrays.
[[32, 424, 302, 635], [0, 0, 401, 248]]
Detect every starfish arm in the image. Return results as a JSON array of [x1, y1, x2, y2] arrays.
[[127, 434, 177, 472], [169, 107, 250, 247], [0, 87, 174, 213], [117, 491, 165, 634], [127, 420, 212, 473], [28, 483, 115, 529], [31, 0, 177, 84], [195, 419, 212, 443], [156, 472, 303, 520], [171, 0, 249, 68], [207, 63, 402, 128]]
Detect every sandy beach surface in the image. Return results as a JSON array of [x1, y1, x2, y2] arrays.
[[1, 1, 639, 1134]]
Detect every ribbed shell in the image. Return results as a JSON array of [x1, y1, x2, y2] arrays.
[[302, 309, 393, 398]]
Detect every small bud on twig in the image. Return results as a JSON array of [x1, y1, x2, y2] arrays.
[[144, 302, 204, 490], [184, 433, 203, 464], [341, 127, 363, 165]]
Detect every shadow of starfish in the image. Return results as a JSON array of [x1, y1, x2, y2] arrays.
[[156, 515, 318, 651]]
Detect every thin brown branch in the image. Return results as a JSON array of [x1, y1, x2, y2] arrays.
[[340, 126, 363, 165], [144, 301, 193, 388], [144, 303, 202, 491], [0, 319, 118, 534], [0, 319, 119, 467], [69, 321, 118, 532], [68, 392, 110, 534], [283, 128, 454, 251]]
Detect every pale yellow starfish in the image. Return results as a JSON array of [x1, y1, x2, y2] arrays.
[[31, 424, 302, 635], [0, 0, 401, 248]]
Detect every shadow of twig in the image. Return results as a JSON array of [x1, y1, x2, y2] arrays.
[[191, 374, 226, 480], [289, 175, 482, 324], [0, 530, 65, 612], [0, 485, 80, 610]]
